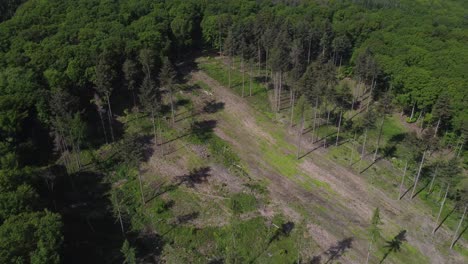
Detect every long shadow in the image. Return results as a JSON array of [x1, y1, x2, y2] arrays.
[[360, 157, 383, 174], [135, 233, 165, 263], [324, 237, 354, 264], [161, 133, 190, 146], [399, 183, 414, 200], [299, 144, 322, 160], [177, 167, 211, 187], [175, 112, 199, 123], [249, 222, 295, 263], [433, 207, 456, 234], [59, 171, 125, 264], [310, 255, 321, 264], [190, 120, 217, 141], [411, 181, 430, 199], [380, 230, 406, 264], [203, 100, 225, 113], [451, 224, 468, 248], [145, 184, 180, 204]]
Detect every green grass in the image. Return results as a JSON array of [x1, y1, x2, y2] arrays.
[[229, 193, 258, 214]]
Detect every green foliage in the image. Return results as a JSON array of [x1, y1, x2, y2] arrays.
[[0, 211, 62, 264], [229, 193, 257, 214], [121, 240, 136, 264]]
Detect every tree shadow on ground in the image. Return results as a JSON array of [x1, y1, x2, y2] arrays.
[[171, 212, 200, 225], [433, 206, 456, 234], [135, 232, 165, 263], [324, 237, 354, 263], [190, 120, 217, 141], [58, 171, 125, 264], [452, 224, 468, 248], [268, 221, 295, 245], [380, 230, 406, 263], [203, 100, 225, 113], [177, 167, 211, 187], [310, 255, 322, 263]]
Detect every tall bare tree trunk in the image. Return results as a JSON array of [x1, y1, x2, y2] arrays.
[[450, 205, 467, 249], [138, 173, 145, 205], [398, 161, 408, 200], [312, 97, 318, 142], [324, 107, 330, 148], [258, 44, 261, 75], [290, 90, 295, 127], [228, 55, 232, 88], [434, 118, 441, 137], [297, 105, 305, 159], [170, 89, 175, 125], [241, 57, 245, 97], [359, 129, 368, 172], [410, 102, 416, 120], [114, 194, 125, 236], [411, 151, 427, 199], [98, 110, 108, 144], [106, 95, 115, 142], [429, 167, 438, 193], [151, 111, 157, 146], [249, 60, 253, 96], [277, 72, 282, 112], [373, 117, 385, 161], [336, 110, 343, 146], [433, 184, 449, 234]]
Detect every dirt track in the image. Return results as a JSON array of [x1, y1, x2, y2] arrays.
[[190, 67, 466, 264]]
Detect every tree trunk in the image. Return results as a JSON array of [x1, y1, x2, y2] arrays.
[[324, 107, 330, 148], [158, 116, 163, 156], [373, 117, 385, 161], [258, 44, 261, 75], [138, 173, 145, 205], [307, 36, 312, 65], [429, 167, 438, 193], [457, 140, 464, 158], [228, 55, 232, 88], [114, 194, 125, 236], [170, 89, 175, 125], [359, 129, 368, 172], [312, 97, 318, 142], [434, 118, 441, 137], [297, 106, 305, 159], [98, 110, 108, 144], [290, 90, 295, 127], [132, 90, 137, 109], [366, 79, 375, 112], [410, 102, 416, 120], [265, 49, 268, 83], [241, 57, 245, 97], [450, 205, 467, 249], [277, 72, 282, 112], [398, 161, 408, 200], [249, 61, 253, 96], [336, 110, 343, 146], [366, 237, 373, 264], [106, 95, 115, 142], [411, 151, 426, 199], [433, 184, 449, 234], [151, 111, 157, 146]]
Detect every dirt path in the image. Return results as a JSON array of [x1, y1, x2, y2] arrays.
[[190, 69, 465, 264]]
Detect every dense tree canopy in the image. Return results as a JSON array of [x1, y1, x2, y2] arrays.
[[0, 0, 466, 262]]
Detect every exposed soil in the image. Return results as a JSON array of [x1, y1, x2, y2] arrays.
[[188, 65, 466, 264]]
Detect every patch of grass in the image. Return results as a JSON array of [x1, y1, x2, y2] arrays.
[[229, 193, 258, 214]]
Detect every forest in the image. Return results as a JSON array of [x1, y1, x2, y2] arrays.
[[0, 0, 467, 263]]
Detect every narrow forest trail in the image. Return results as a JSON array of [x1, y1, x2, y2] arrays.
[[189, 64, 466, 263]]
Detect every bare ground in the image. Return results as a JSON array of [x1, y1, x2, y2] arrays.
[[189, 67, 466, 264]]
